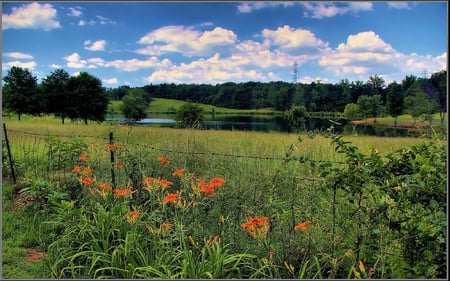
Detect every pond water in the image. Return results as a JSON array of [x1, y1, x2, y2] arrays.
[[106, 113, 425, 137]]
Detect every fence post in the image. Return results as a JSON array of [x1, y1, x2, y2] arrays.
[[3, 123, 17, 183], [109, 132, 116, 189]]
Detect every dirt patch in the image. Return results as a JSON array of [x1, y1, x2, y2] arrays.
[[25, 249, 47, 263]]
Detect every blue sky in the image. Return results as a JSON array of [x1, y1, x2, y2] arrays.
[[2, 1, 447, 87]]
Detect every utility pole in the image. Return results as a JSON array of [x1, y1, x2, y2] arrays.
[[292, 61, 298, 84]]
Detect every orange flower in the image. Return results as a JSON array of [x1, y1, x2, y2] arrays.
[[163, 193, 179, 204], [241, 216, 270, 239], [79, 153, 89, 161], [125, 210, 141, 223], [200, 184, 215, 196], [72, 165, 82, 173], [172, 168, 186, 177], [105, 143, 118, 152], [209, 177, 225, 188], [159, 222, 173, 232], [81, 177, 94, 186], [114, 188, 134, 198], [83, 166, 93, 175], [99, 182, 112, 191], [158, 156, 170, 165], [115, 161, 124, 169], [294, 220, 312, 232], [142, 177, 156, 186], [158, 179, 174, 188]]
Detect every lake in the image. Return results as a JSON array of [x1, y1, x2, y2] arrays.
[[106, 113, 425, 137]]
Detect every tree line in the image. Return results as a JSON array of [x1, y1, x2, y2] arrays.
[[2, 66, 446, 127]]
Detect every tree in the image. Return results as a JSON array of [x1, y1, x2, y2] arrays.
[[67, 72, 109, 124], [284, 105, 309, 129], [426, 70, 447, 131], [386, 81, 404, 127], [174, 103, 204, 128], [120, 88, 149, 122], [41, 69, 72, 124], [343, 103, 360, 121], [2, 66, 42, 120], [357, 95, 382, 121], [404, 91, 437, 126]]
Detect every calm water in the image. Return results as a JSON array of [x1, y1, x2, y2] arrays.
[[106, 113, 424, 137]]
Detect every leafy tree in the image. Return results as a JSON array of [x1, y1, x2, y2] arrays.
[[357, 95, 382, 120], [67, 72, 109, 124], [174, 103, 204, 128], [41, 69, 72, 124], [284, 105, 309, 128], [343, 103, 360, 121], [274, 86, 294, 111], [2, 66, 42, 120], [120, 88, 149, 121], [366, 74, 386, 100], [386, 81, 404, 127], [403, 91, 437, 126], [425, 70, 447, 131]]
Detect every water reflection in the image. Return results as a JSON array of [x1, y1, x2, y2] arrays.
[[106, 113, 425, 137]]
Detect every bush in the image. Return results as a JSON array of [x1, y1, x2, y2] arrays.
[[174, 103, 204, 128]]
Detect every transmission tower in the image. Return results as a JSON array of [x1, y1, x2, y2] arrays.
[[292, 61, 298, 84]]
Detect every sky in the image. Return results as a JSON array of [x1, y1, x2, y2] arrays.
[[1, 1, 448, 88]]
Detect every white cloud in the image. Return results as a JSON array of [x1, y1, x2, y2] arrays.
[[49, 64, 62, 69], [136, 25, 237, 57], [67, 6, 83, 17], [302, 2, 372, 19], [84, 40, 107, 51], [318, 31, 447, 83], [2, 60, 37, 70], [3, 52, 33, 59], [64, 52, 101, 69], [96, 15, 116, 25], [105, 57, 173, 72], [2, 2, 61, 31], [237, 2, 294, 13], [262, 25, 329, 51], [387, 2, 413, 10], [103, 77, 118, 84]]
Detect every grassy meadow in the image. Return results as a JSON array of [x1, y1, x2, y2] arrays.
[[2, 115, 447, 279]]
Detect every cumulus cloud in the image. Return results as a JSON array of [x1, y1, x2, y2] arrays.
[[262, 25, 329, 52], [2, 2, 61, 31], [302, 2, 372, 18], [102, 77, 118, 84], [3, 52, 33, 59], [67, 6, 83, 17], [387, 2, 413, 10], [84, 40, 106, 51], [237, 2, 294, 13], [2, 60, 37, 70], [64, 52, 104, 69], [136, 25, 237, 57], [318, 31, 446, 83]]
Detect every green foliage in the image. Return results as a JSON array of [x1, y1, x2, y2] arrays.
[[120, 88, 149, 121], [2, 66, 42, 120], [404, 91, 438, 124], [284, 105, 309, 128], [41, 69, 71, 124], [357, 94, 382, 120], [343, 103, 360, 121], [174, 103, 205, 128]]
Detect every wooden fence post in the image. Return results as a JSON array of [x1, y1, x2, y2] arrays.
[[109, 132, 116, 189], [3, 123, 17, 183]]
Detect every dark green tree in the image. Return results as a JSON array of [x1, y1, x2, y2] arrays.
[[67, 72, 109, 124], [343, 103, 360, 121], [357, 95, 382, 121], [174, 103, 204, 128], [404, 91, 437, 126], [386, 81, 404, 127], [120, 88, 149, 122], [2, 66, 42, 120], [284, 105, 309, 129], [41, 69, 72, 124]]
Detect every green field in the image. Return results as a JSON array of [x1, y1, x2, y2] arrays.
[[1, 116, 447, 279]]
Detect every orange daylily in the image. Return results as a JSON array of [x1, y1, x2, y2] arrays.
[[72, 165, 82, 173], [158, 156, 170, 165], [142, 177, 156, 186], [241, 216, 270, 239], [81, 177, 94, 186], [294, 220, 312, 232], [209, 177, 225, 188], [158, 179, 174, 188], [99, 182, 112, 191], [172, 168, 186, 177], [163, 193, 179, 204], [105, 143, 118, 152], [125, 210, 141, 223], [83, 166, 93, 175], [79, 153, 89, 161], [114, 188, 134, 198], [114, 161, 124, 169]]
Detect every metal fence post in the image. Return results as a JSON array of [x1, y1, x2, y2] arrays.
[[109, 131, 116, 189], [3, 123, 17, 183]]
